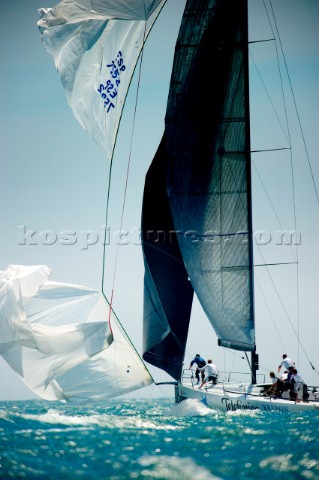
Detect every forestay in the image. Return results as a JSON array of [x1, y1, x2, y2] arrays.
[[38, 0, 166, 160], [0, 265, 152, 402]]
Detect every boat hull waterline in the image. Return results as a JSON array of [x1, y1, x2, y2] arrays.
[[177, 383, 319, 413]]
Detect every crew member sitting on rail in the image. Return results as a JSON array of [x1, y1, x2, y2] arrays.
[[266, 371, 284, 397]]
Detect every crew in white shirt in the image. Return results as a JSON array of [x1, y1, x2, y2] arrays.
[[290, 368, 309, 401], [198, 359, 219, 389], [278, 354, 295, 374]]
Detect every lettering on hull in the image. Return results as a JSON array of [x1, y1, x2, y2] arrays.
[[221, 398, 289, 413]]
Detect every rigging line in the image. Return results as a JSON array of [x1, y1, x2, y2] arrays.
[[170, 330, 191, 362], [221, 348, 246, 362], [104, 1, 169, 332], [100, 164, 116, 332], [101, 147, 114, 298], [145, 351, 183, 366], [251, 148, 290, 153], [228, 352, 236, 383], [249, 51, 290, 146], [184, 348, 199, 363], [155, 382, 177, 386], [101, 0, 168, 299], [154, 383, 173, 400], [252, 160, 297, 261], [254, 262, 297, 267], [107, 17, 149, 319], [266, 0, 303, 364], [254, 273, 286, 352], [103, 294, 154, 380], [264, 0, 302, 367], [185, 339, 214, 361], [224, 350, 227, 382], [245, 352, 252, 373], [263, 0, 291, 148], [148, 332, 191, 368], [248, 38, 275, 44], [258, 363, 276, 375], [143, 240, 187, 267], [254, 240, 314, 369], [268, 1, 319, 375], [268, 0, 319, 205]]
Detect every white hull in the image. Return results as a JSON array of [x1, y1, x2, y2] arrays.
[[176, 382, 319, 413]]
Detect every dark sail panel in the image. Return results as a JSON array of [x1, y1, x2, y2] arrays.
[[142, 0, 254, 381], [165, 0, 255, 351], [142, 137, 194, 380]]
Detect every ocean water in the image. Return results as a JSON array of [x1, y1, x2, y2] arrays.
[[0, 397, 318, 480]]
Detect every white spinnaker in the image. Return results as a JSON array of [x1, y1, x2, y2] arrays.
[[0, 265, 153, 402], [38, 0, 166, 161]]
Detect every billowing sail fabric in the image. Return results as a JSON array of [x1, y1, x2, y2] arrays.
[[142, 0, 255, 377], [38, 0, 166, 160], [0, 265, 152, 402], [166, 0, 255, 351], [142, 138, 194, 380]]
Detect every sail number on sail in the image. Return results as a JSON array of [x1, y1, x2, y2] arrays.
[[97, 51, 126, 112]]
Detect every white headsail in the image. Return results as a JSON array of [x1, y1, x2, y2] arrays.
[[4, 0, 167, 402], [0, 265, 153, 402], [38, 0, 166, 160]]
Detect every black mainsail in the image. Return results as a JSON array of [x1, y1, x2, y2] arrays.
[[142, 0, 255, 380]]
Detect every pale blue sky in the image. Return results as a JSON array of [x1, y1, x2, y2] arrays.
[[1, 0, 318, 400]]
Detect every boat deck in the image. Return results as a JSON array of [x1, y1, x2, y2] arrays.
[[179, 370, 319, 411]]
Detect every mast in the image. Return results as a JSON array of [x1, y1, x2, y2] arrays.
[[243, 0, 258, 384], [142, 0, 258, 380]]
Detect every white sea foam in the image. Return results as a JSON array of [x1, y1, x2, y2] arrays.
[[226, 408, 261, 417], [168, 398, 215, 417], [137, 455, 222, 479], [20, 410, 180, 430], [259, 454, 297, 473]]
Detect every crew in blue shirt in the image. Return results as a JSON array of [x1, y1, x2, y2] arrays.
[[189, 354, 206, 384]]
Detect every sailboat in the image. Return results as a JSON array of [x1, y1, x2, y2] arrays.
[[0, 0, 318, 411], [140, 0, 319, 412]]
